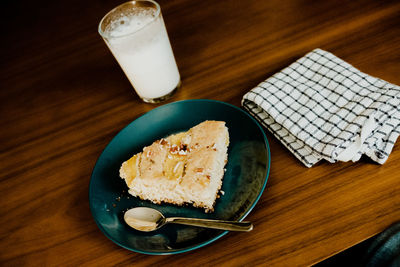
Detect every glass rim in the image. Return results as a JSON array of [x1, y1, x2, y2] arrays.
[[98, 0, 161, 40]]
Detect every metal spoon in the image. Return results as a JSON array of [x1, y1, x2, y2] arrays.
[[124, 207, 253, 232]]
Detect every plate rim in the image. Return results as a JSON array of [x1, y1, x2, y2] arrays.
[[89, 99, 271, 255]]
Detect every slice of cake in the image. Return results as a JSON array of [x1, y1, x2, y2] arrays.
[[119, 120, 229, 212]]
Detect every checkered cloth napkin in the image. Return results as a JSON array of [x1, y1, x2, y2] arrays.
[[242, 49, 400, 167]]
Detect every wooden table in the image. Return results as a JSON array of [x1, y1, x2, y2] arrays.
[[1, 0, 399, 266]]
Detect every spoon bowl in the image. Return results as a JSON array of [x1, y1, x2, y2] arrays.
[[124, 207, 253, 232]]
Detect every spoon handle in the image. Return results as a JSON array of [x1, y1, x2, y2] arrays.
[[165, 217, 253, 232]]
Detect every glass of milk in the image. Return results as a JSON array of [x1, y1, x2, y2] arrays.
[[98, 0, 181, 103]]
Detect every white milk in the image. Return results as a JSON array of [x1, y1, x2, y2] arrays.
[[104, 11, 180, 100]]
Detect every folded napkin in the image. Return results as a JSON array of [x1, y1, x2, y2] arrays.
[[242, 49, 400, 167]]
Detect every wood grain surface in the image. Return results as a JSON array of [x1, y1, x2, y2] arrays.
[[1, 0, 400, 266]]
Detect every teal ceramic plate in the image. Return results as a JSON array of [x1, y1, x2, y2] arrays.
[[89, 99, 270, 255]]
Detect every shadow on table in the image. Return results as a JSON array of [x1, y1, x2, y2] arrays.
[[314, 222, 400, 267]]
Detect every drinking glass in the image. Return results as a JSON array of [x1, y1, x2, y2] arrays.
[[99, 0, 181, 103]]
